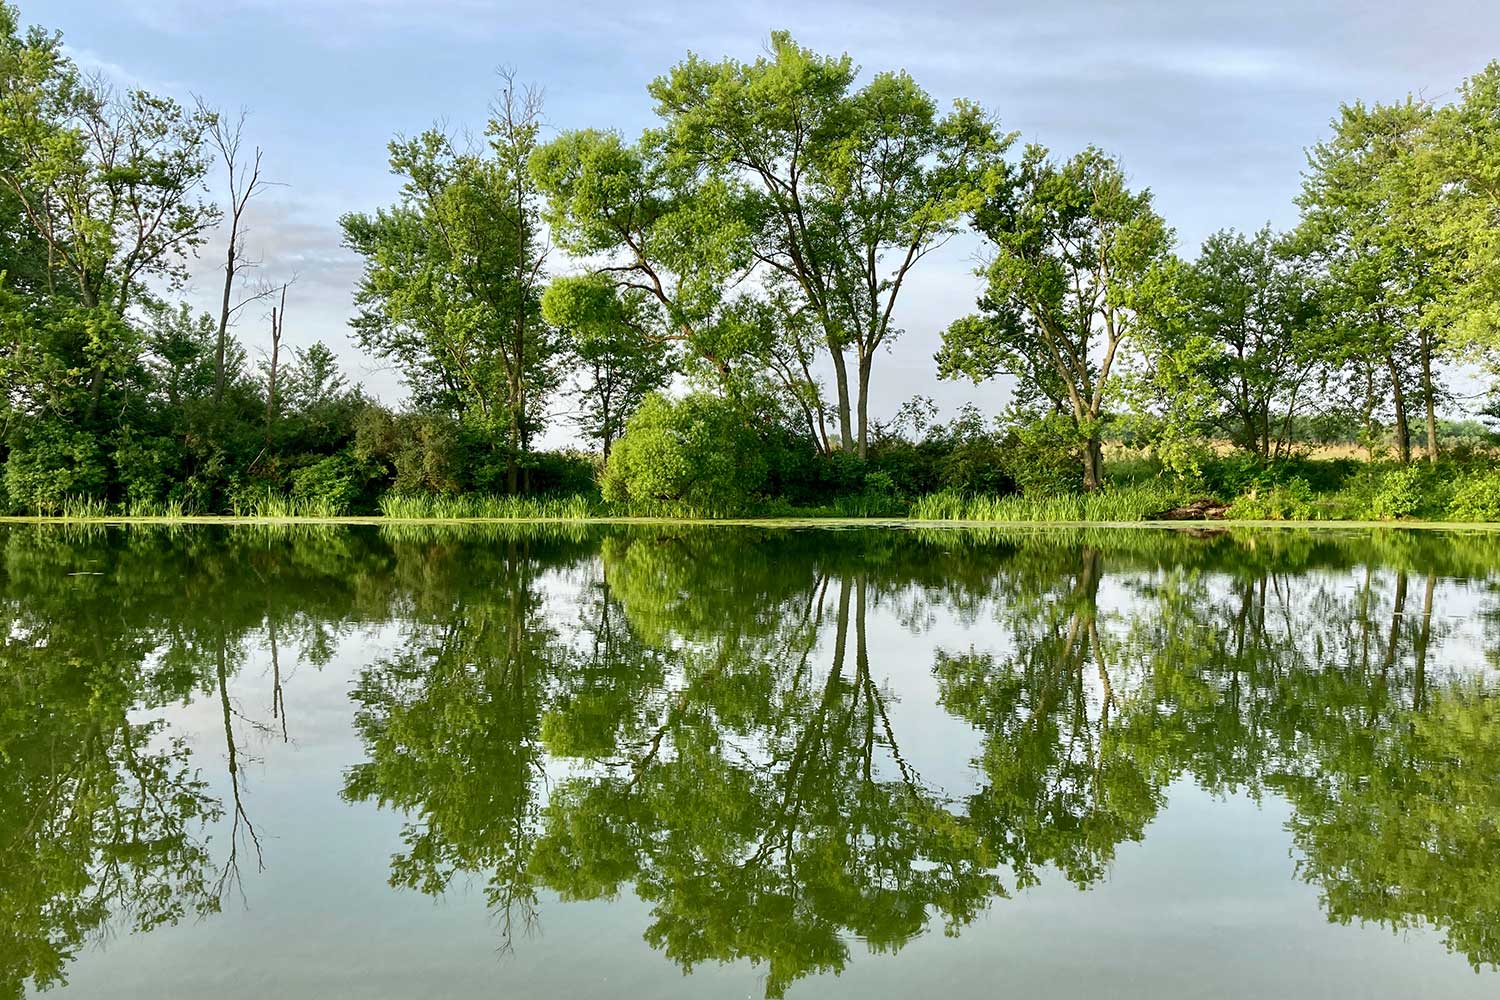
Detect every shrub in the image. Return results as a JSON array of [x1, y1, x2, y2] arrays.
[[288, 454, 366, 516], [1226, 478, 1316, 520], [1369, 465, 1431, 520], [602, 393, 770, 509], [936, 436, 1015, 495], [4, 422, 109, 514], [1448, 471, 1500, 522], [527, 450, 599, 496], [998, 412, 1082, 496], [111, 430, 180, 510]]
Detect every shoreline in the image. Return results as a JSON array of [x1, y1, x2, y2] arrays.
[[3, 515, 1500, 532]]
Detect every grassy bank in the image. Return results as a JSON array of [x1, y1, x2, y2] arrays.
[[22, 455, 1500, 526]]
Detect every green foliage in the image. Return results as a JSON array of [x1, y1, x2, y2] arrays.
[[1448, 471, 1500, 522], [938, 144, 1176, 488], [3, 420, 108, 514], [602, 392, 772, 508], [995, 410, 1083, 496], [1225, 479, 1317, 521], [1369, 465, 1447, 520], [541, 275, 675, 454]]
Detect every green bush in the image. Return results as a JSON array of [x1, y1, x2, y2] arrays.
[[936, 436, 1014, 495], [998, 412, 1082, 496], [288, 454, 366, 516], [3, 422, 109, 514], [527, 450, 599, 496], [602, 393, 770, 509], [1448, 471, 1500, 522], [111, 430, 180, 510], [1226, 478, 1316, 520], [1369, 465, 1432, 520]]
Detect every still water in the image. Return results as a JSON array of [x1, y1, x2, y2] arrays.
[[4, 522, 1499, 999]]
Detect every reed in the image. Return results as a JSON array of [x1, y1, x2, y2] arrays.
[[908, 484, 1184, 523]]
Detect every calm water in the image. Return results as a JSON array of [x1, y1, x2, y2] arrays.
[[4, 522, 1500, 999]]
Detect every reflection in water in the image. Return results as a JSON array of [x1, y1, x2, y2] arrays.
[[3, 523, 1500, 996]]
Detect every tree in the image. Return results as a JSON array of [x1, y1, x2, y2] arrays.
[[0, 13, 217, 424], [541, 275, 675, 457], [1421, 62, 1500, 356], [530, 127, 764, 381], [1295, 98, 1448, 464], [937, 145, 1175, 490], [649, 31, 1013, 458], [342, 78, 566, 492], [198, 102, 269, 404], [0, 32, 216, 317], [1177, 227, 1321, 459]]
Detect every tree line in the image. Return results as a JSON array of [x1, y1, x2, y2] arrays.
[[1, 6, 1498, 514]]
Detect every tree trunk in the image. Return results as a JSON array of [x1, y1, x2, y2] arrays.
[[264, 311, 280, 434], [1082, 437, 1104, 492], [856, 353, 872, 460], [264, 287, 286, 437], [828, 343, 853, 452], [1387, 355, 1410, 464], [215, 240, 235, 405], [1420, 336, 1438, 465], [506, 370, 522, 494]]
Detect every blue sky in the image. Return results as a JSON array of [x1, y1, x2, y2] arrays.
[[36, 0, 1500, 440]]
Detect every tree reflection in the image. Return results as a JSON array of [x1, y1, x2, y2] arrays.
[[0, 523, 389, 996], [7, 522, 1500, 996], [344, 529, 1002, 997]]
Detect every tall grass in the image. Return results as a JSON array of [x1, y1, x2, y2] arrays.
[[55, 496, 111, 519], [230, 488, 347, 518], [378, 492, 597, 520], [909, 484, 1186, 523]]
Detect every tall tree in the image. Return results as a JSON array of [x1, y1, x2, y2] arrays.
[[343, 79, 565, 491], [649, 32, 1012, 457], [1296, 98, 1448, 464], [937, 146, 1175, 490], [1177, 227, 1321, 459], [0, 17, 216, 425]]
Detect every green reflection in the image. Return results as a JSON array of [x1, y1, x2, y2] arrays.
[[0, 524, 388, 996], [4, 524, 1500, 996]]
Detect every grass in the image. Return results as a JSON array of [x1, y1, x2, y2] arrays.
[[230, 488, 348, 518], [15, 458, 1500, 526], [909, 483, 1187, 522], [377, 492, 598, 519]]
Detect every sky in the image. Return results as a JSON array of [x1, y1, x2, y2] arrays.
[[35, 0, 1500, 444]]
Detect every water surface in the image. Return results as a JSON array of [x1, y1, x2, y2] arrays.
[[4, 522, 1499, 998]]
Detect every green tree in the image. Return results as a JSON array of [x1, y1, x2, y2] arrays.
[[1296, 98, 1448, 463], [1178, 227, 1322, 459], [541, 274, 676, 457], [342, 77, 565, 492], [937, 145, 1176, 490], [649, 31, 1012, 458], [530, 128, 762, 381]]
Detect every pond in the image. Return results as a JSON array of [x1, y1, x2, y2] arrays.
[[4, 521, 1499, 999]]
